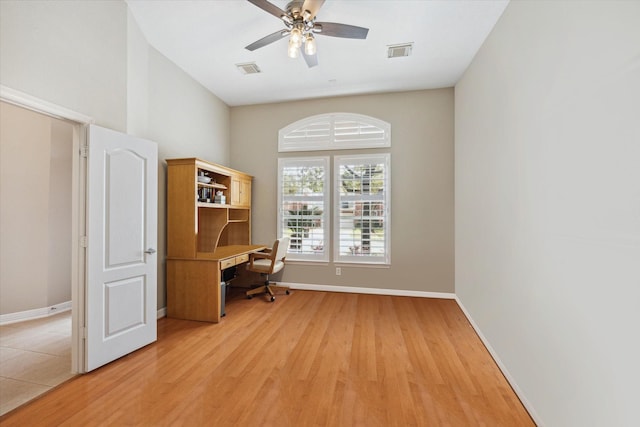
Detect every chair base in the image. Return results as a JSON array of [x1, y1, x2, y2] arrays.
[[246, 282, 290, 302]]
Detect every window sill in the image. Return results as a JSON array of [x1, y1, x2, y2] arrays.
[[334, 262, 390, 269], [287, 260, 330, 266], [286, 260, 390, 269]]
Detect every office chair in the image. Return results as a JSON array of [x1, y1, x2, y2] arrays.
[[246, 237, 291, 302]]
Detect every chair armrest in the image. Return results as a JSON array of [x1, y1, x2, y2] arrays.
[[250, 251, 272, 260], [248, 250, 275, 269]]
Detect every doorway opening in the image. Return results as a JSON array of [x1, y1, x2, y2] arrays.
[[0, 88, 92, 414]]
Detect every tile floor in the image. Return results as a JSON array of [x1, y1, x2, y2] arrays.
[[0, 311, 75, 415]]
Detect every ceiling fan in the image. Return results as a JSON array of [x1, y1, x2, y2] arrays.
[[245, 0, 369, 68]]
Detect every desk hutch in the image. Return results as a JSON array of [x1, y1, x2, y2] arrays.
[[166, 158, 263, 323]]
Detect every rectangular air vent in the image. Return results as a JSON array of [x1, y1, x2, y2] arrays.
[[236, 62, 261, 74], [387, 43, 413, 58]]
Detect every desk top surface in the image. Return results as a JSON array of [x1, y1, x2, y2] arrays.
[[199, 244, 266, 261]]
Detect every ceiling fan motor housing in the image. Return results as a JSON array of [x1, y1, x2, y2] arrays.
[[284, 1, 316, 34], [286, 1, 305, 19]]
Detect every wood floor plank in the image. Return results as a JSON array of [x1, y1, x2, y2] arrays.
[[0, 290, 534, 426]]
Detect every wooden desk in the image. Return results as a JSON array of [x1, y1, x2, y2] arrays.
[[167, 244, 266, 323]]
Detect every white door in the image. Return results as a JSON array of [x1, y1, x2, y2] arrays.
[[85, 125, 157, 371]]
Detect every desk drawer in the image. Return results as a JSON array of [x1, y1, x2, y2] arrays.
[[220, 258, 235, 270], [220, 253, 251, 270]]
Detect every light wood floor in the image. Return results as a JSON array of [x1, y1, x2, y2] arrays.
[[0, 311, 74, 415], [0, 290, 534, 426]]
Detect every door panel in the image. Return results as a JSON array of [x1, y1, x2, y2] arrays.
[[86, 125, 157, 371], [104, 276, 145, 337], [105, 150, 146, 267]]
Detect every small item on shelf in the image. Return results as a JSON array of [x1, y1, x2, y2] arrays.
[[214, 190, 226, 204], [198, 187, 211, 202], [197, 170, 212, 183]]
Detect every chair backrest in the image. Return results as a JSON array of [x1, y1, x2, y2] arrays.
[[273, 236, 290, 262]]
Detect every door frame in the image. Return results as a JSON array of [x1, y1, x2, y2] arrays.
[[1, 85, 94, 373]]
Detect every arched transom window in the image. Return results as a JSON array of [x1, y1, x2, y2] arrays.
[[278, 113, 391, 152]]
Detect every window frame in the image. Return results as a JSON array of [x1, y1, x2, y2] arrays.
[[277, 156, 331, 263], [333, 153, 391, 265]]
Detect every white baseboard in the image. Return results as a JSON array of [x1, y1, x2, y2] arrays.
[[284, 282, 456, 299], [153, 283, 454, 321], [0, 301, 72, 325], [454, 296, 542, 426]]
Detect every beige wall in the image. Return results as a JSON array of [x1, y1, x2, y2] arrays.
[[127, 18, 231, 309], [1, 1, 231, 312], [455, 1, 640, 424], [0, 0, 128, 131], [230, 89, 454, 293], [0, 102, 73, 314]]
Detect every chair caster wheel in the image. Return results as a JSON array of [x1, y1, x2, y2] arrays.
[[285, 290, 290, 295], [247, 295, 252, 299], [270, 296, 276, 302]]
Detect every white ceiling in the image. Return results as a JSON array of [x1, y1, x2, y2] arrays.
[[126, 0, 509, 106]]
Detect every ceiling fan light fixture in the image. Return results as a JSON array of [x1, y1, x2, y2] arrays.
[[304, 34, 316, 55], [290, 27, 303, 48], [280, 14, 292, 25], [288, 39, 300, 59], [246, 0, 370, 68]]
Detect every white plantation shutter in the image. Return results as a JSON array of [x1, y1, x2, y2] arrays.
[[333, 118, 387, 144], [334, 154, 390, 264], [279, 113, 390, 152], [278, 157, 330, 262]]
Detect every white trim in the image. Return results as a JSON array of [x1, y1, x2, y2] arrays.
[[0, 85, 94, 124], [286, 261, 330, 266], [0, 301, 72, 325], [285, 282, 455, 299], [72, 124, 88, 374], [157, 307, 167, 319], [334, 262, 390, 269], [454, 296, 542, 426]]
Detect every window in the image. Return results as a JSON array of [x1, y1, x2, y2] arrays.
[[279, 113, 390, 152], [334, 154, 390, 265], [278, 113, 391, 265], [277, 157, 330, 262]]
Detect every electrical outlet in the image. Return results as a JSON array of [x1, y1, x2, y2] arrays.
[[336, 267, 341, 276]]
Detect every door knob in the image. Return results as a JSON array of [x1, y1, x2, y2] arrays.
[[145, 248, 156, 254]]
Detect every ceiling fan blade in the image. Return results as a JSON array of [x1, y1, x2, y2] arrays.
[[245, 30, 288, 51], [302, 0, 325, 20], [314, 22, 369, 39], [302, 50, 319, 68], [247, 0, 288, 22]]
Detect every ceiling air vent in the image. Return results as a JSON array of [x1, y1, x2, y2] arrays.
[[387, 43, 413, 58], [236, 62, 261, 75]]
